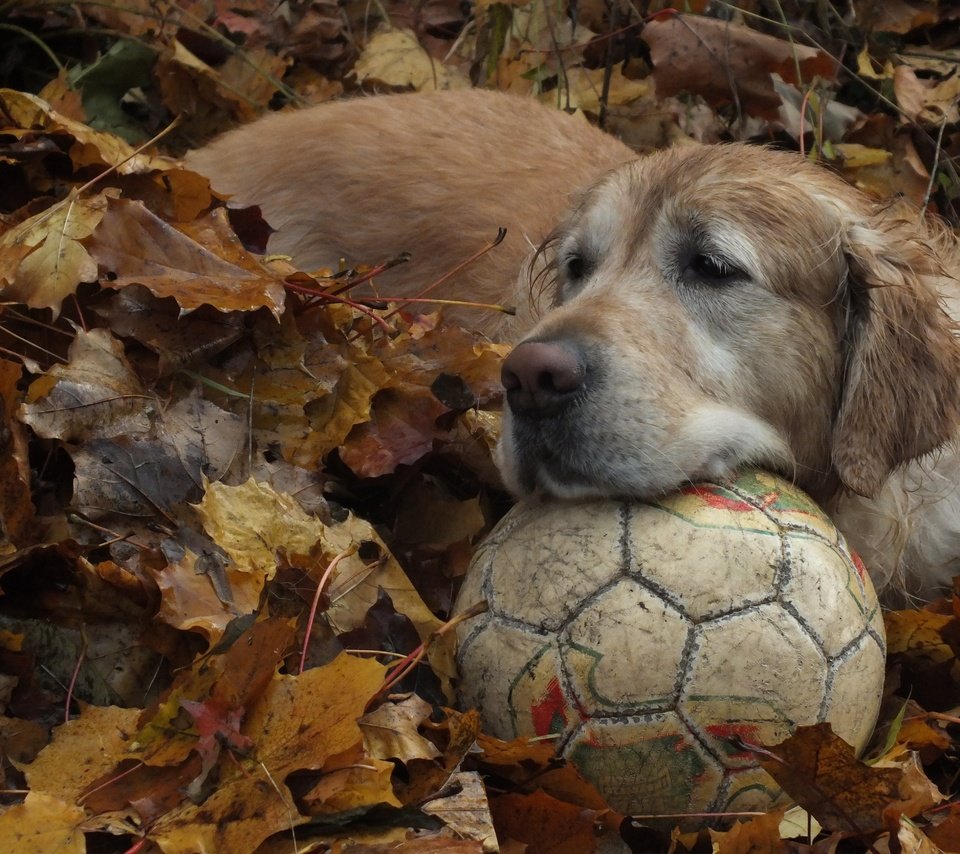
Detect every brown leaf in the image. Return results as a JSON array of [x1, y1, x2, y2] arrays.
[[20, 328, 152, 442], [755, 723, 943, 833], [0, 359, 34, 546], [149, 652, 387, 852], [489, 789, 620, 854], [469, 732, 613, 813], [893, 64, 960, 125], [85, 198, 285, 316], [360, 694, 442, 763], [91, 286, 245, 375], [927, 804, 960, 851], [339, 387, 448, 477], [155, 544, 264, 645], [644, 14, 838, 120], [851, 0, 939, 34]]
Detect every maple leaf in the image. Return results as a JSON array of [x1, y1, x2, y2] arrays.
[[195, 478, 456, 694], [0, 192, 113, 317], [0, 792, 86, 853], [752, 723, 943, 833], [148, 652, 387, 852], [85, 199, 286, 317], [643, 14, 838, 120], [360, 694, 442, 763], [0, 88, 168, 173], [20, 328, 152, 442]]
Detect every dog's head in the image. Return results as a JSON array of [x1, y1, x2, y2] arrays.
[[497, 143, 960, 504]]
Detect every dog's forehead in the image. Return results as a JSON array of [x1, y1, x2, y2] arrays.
[[576, 145, 849, 247]]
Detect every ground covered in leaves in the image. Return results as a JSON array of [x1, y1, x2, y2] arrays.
[[1, 1, 960, 852]]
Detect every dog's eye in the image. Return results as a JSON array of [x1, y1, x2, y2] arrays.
[[562, 253, 590, 282], [688, 253, 740, 283]]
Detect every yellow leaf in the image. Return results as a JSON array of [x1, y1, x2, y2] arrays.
[[833, 143, 893, 168], [0, 792, 86, 854], [24, 706, 140, 803], [354, 27, 469, 91], [150, 653, 387, 853], [196, 477, 326, 579], [549, 66, 651, 114], [856, 47, 894, 81], [0, 89, 167, 173], [0, 191, 114, 316]]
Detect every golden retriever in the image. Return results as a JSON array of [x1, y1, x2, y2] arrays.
[[186, 89, 960, 600]]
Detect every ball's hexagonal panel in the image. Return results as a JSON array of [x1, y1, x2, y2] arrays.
[[681, 604, 826, 764], [823, 632, 886, 753], [562, 578, 690, 713], [720, 765, 788, 814], [628, 497, 781, 620], [458, 622, 559, 738], [488, 500, 626, 632], [564, 713, 723, 825], [781, 534, 879, 657]]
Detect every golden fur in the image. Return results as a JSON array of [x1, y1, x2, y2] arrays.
[[187, 89, 960, 600]]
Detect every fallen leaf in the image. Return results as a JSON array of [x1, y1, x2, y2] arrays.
[[149, 652, 387, 852], [85, 198, 285, 317], [0, 791, 86, 853], [644, 14, 838, 120], [489, 788, 621, 854], [0, 88, 167, 172], [0, 192, 114, 316], [708, 807, 787, 852], [0, 359, 33, 546], [20, 328, 153, 442], [354, 27, 469, 91], [360, 693, 442, 763], [24, 705, 140, 803], [852, 0, 939, 34], [754, 723, 943, 833]]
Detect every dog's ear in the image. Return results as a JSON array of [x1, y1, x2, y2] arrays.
[[832, 207, 960, 496]]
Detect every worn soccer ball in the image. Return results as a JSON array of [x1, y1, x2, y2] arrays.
[[454, 470, 886, 828]]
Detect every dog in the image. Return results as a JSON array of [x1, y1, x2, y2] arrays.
[[186, 88, 960, 601]]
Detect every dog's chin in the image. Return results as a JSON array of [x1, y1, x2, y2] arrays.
[[495, 404, 796, 502]]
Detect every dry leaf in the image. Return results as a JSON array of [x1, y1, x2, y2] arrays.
[[644, 14, 838, 120], [354, 27, 469, 91], [0, 192, 114, 316], [360, 693, 442, 762], [20, 328, 153, 442], [0, 791, 87, 853], [85, 198, 285, 317], [756, 723, 943, 833]]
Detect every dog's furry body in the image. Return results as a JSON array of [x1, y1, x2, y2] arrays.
[[186, 90, 634, 335], [187, 89, 960, 600]]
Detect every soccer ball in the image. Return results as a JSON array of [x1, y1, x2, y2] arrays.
[[454, 470, 886, 827]]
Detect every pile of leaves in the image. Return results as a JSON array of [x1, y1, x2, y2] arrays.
[[0, 1, 959, 851]]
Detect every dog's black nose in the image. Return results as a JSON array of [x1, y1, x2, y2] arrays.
[[502, 341, 586, 417]]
